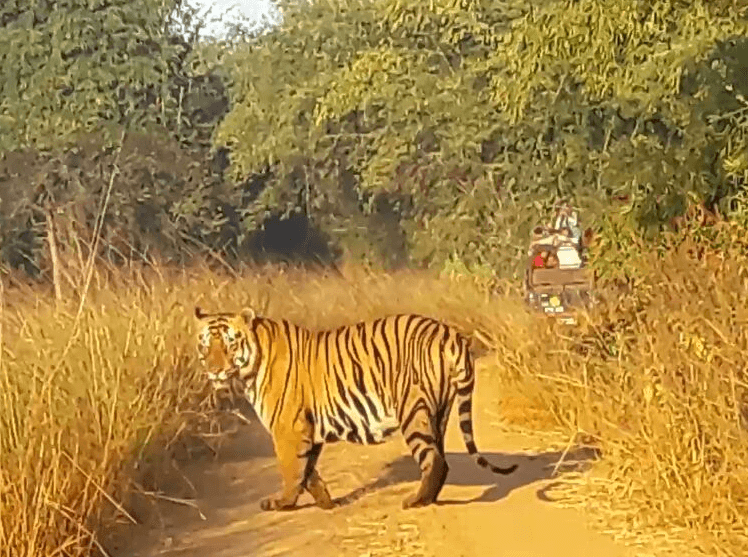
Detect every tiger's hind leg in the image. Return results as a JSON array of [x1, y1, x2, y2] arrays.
[[400, 399, 449, 509], [303, 443, 334, 510], [262, 433, 334, 511], [432, 398, 455, 498]]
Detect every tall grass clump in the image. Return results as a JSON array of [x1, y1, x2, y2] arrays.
[[482, 214, 748, 556], [0, 263, 204, 557]]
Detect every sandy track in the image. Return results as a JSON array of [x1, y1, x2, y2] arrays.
[[113, 362, 634, 557]]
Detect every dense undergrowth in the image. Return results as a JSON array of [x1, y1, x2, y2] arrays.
[[1, 221, 747, 556]]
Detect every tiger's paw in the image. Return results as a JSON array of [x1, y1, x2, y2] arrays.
[[259, 496, 295, 511], [259, 497, 277, 511], [315, 497, 336, 510], [401, 493, 432, 509]]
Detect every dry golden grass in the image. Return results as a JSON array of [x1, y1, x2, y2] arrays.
[[0, 244, 746, 556], [484, 237, 748, 556], [0, 264, 203, 557]]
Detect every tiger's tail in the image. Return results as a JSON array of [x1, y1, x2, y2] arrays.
[[452, 336, 518, 476]]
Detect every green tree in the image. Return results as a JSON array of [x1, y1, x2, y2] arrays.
[[0, 0, 190, 151], [0, 0, 254, 277], [215, 0, 748, 277]]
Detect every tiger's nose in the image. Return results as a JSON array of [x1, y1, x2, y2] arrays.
[[212, 383, 231, 394], [207, 370, 231, 381], [207, 369, 234, 392]]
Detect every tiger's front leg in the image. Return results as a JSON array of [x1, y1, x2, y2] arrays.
[[261, 431, 334, 511]]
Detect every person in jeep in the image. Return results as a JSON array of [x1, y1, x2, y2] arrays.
[[524, 204, 593, 323]]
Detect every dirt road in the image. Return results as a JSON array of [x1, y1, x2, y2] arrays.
[[114, 362, 634, 557]]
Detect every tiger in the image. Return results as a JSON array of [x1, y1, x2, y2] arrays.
[[194, 306, 518, 511]]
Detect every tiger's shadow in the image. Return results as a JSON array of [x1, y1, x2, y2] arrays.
[[178, 409, 599, 510], [332, 445, 599, 508]]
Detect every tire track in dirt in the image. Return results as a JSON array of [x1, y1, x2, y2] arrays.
[[113, 359, 635, 557]]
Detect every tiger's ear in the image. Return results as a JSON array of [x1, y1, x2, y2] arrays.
[[240, 307, 256, 324], [194, 306, 208, 320]]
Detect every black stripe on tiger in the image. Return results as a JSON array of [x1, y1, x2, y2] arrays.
[[193, 307, 518, 511]]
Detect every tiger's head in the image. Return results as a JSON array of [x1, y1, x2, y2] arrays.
[[194, 306, 257, 395]]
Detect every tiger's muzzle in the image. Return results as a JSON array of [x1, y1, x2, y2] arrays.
[[206, 369, 238, 394]]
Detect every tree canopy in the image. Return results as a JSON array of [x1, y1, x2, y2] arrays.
[[0, 0, 194, 151], [0, 0, 249, 275], [215, 0, 748, 275], [1, 0, 747, 278]]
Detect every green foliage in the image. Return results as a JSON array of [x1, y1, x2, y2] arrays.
[[0, 130, 242, 275], [587, 203, 650, 286], [489, 0, 746, 124], [3, 0, 747, 278], [215, 0, 748, 277], [0, 0, 270, 275], [0, 0, 188, 151]]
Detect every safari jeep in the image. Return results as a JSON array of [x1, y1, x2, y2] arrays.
[[523, 205, 594, 325]]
